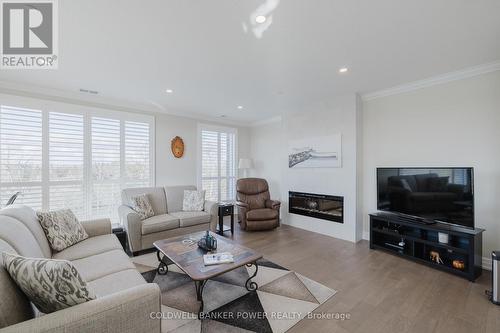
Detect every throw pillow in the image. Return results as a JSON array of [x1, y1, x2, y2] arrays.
[[2, 252, 95, 314], [37, 209, 88, 252], [131, 194, 155, 220], [182, 190, 206, 211], [399, 179, 413, 192]]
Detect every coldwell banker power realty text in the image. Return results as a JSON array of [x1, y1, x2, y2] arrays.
[[1, 0, 58, 69]]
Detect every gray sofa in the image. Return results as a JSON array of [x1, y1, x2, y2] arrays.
[[0, 205, 161, 332], [119, 185, 218, 254]]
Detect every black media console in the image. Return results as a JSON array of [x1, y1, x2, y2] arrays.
[[369, 213, 484, 281]]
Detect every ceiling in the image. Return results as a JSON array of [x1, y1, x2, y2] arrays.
[[1, 0, 499, 123]]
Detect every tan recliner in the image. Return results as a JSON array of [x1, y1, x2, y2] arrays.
[[236, 178, 281, 231]]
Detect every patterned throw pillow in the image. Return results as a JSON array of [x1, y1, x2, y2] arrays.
[[131, 194, 155, 220], [182, 190, 206, 212], [37, 209, 89, 252], [2, 252, 96, 314]]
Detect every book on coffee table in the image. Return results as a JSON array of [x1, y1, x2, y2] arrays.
[[203, 252, 234, 266]]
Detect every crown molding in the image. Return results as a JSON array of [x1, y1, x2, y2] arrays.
[[0, 80, 251, 127], [361, 60, 500, 101]]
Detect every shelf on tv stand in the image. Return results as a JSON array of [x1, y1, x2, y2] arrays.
[[369, 213, 484, 281]]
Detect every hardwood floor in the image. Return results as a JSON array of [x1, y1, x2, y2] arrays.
[[228, 224, 499, 333]]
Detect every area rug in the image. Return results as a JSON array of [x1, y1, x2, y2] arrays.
[[132, 253, 336, 333]]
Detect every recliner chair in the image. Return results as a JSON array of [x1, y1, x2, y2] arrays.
[[236, 178, 281, 231]]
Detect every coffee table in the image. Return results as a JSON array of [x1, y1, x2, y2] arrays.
[[153, 231, 262, 314]]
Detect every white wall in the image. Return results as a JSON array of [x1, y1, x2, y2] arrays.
[[248, 95, 363, 243], [155, 113, 250, 187], [362, 70, 500, 256]]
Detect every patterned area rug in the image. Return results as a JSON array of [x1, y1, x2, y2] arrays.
[[132, 253, 336, 333]]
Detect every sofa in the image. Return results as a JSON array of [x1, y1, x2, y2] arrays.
[[119, 185, 218, 254], [0, 205, 161, 333], [387, 173, 466, 214], [236, 178, 281, 231]]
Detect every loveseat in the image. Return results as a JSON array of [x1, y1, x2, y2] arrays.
[[119, 185, 218, 254], [0, 205, 161, 333]]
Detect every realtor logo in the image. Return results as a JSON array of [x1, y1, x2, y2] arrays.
[[1, 0, 58, 69]]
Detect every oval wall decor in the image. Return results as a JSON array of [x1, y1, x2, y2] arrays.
[[171, 136, 185, 158]]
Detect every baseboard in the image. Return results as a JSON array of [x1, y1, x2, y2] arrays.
[[362, 231, 370, 240]]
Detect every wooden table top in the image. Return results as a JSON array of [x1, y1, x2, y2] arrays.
[[153, 231, 262, 281]]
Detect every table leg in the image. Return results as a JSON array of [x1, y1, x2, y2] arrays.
[[230, 210, 234, 234], [156, 250, 169, 275], [195, 280, 207, 317], [245, 262, 259, 291], [218, 213, 223, 235]]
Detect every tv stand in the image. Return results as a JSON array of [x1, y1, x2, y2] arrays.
[[369, 212, 484, 281]]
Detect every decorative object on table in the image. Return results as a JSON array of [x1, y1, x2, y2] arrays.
[[182, 190, 206, 212], [217, 202, 234, 235], [288, 133, 342, 168], [429, 250, 444, 264], [438, 232, 449, 244], [171, 136, 185, 158], [1, 252, 95, 314], [36, 209, 89, 251], [238, 158, 253, 178], [130, 194, 155, 220], [452, 259, 465, 270], [198, 230, 217, 251], [203, 252, 234, 266]]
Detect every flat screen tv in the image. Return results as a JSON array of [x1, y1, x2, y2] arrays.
[[377, 167, 474, 229]]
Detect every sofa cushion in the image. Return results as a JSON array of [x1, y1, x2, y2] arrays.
[[0, 240, 34, 328], [165, 185, 196, 213], [37, 209, 89, 251], [141, 214, 180, 235], [414, 173, 438, 191], [2, 252, 95, 314], [131, 194, 155, 220], [169, 211, 211, 228], [72, 249, 135, 282], [88, 269, 146, 298], [182, 190, 206, 212], [247, 208, 278, 221], [0, 214, 50, 259], [122, 187, 167, 215], [52, 234, 123, 261]]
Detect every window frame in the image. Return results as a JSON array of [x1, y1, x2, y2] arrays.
[[197, 123, 238, 202], [0, 93, 155, 223]]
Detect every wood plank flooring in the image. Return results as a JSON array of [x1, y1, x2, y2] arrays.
[[228, 224, 499, 333]]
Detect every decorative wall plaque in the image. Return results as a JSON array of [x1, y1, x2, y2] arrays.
[[171, 136, 184, 158]]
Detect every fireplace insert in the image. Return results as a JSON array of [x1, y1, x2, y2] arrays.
[[289, 191, 343, 223]]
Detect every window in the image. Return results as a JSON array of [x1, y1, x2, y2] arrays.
[[0, 99, 154, 224], [198, 124, 237, 202]]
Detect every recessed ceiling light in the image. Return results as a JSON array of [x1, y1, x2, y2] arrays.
[[237, 105, 244, 110], [255, 15, 266, 23], [165, 89, 174, 94], [220, 115, 227, 118], [338, 67, 349, 74]]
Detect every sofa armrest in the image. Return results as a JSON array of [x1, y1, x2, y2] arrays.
[[0, 284, 161, 333], [118, 205, 142, 253], [265, 200, 281, 210], [204, 200, 219, 231], [80, 218, 112, 237]]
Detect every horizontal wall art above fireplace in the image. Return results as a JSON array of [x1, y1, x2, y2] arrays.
[[289, 191, 344, 223], [288, 133, 342, 168]]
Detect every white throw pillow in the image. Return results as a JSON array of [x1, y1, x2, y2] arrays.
[[2, 252, 96, 314], [131, 194, 155, 220], [182, 190, 206, 212], [37, 209, 88, 252]]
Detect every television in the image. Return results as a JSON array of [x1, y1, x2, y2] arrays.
[[377, 167, 474, 229]]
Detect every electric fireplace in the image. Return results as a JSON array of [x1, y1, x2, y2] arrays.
[[289, 191, 344, 223]]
